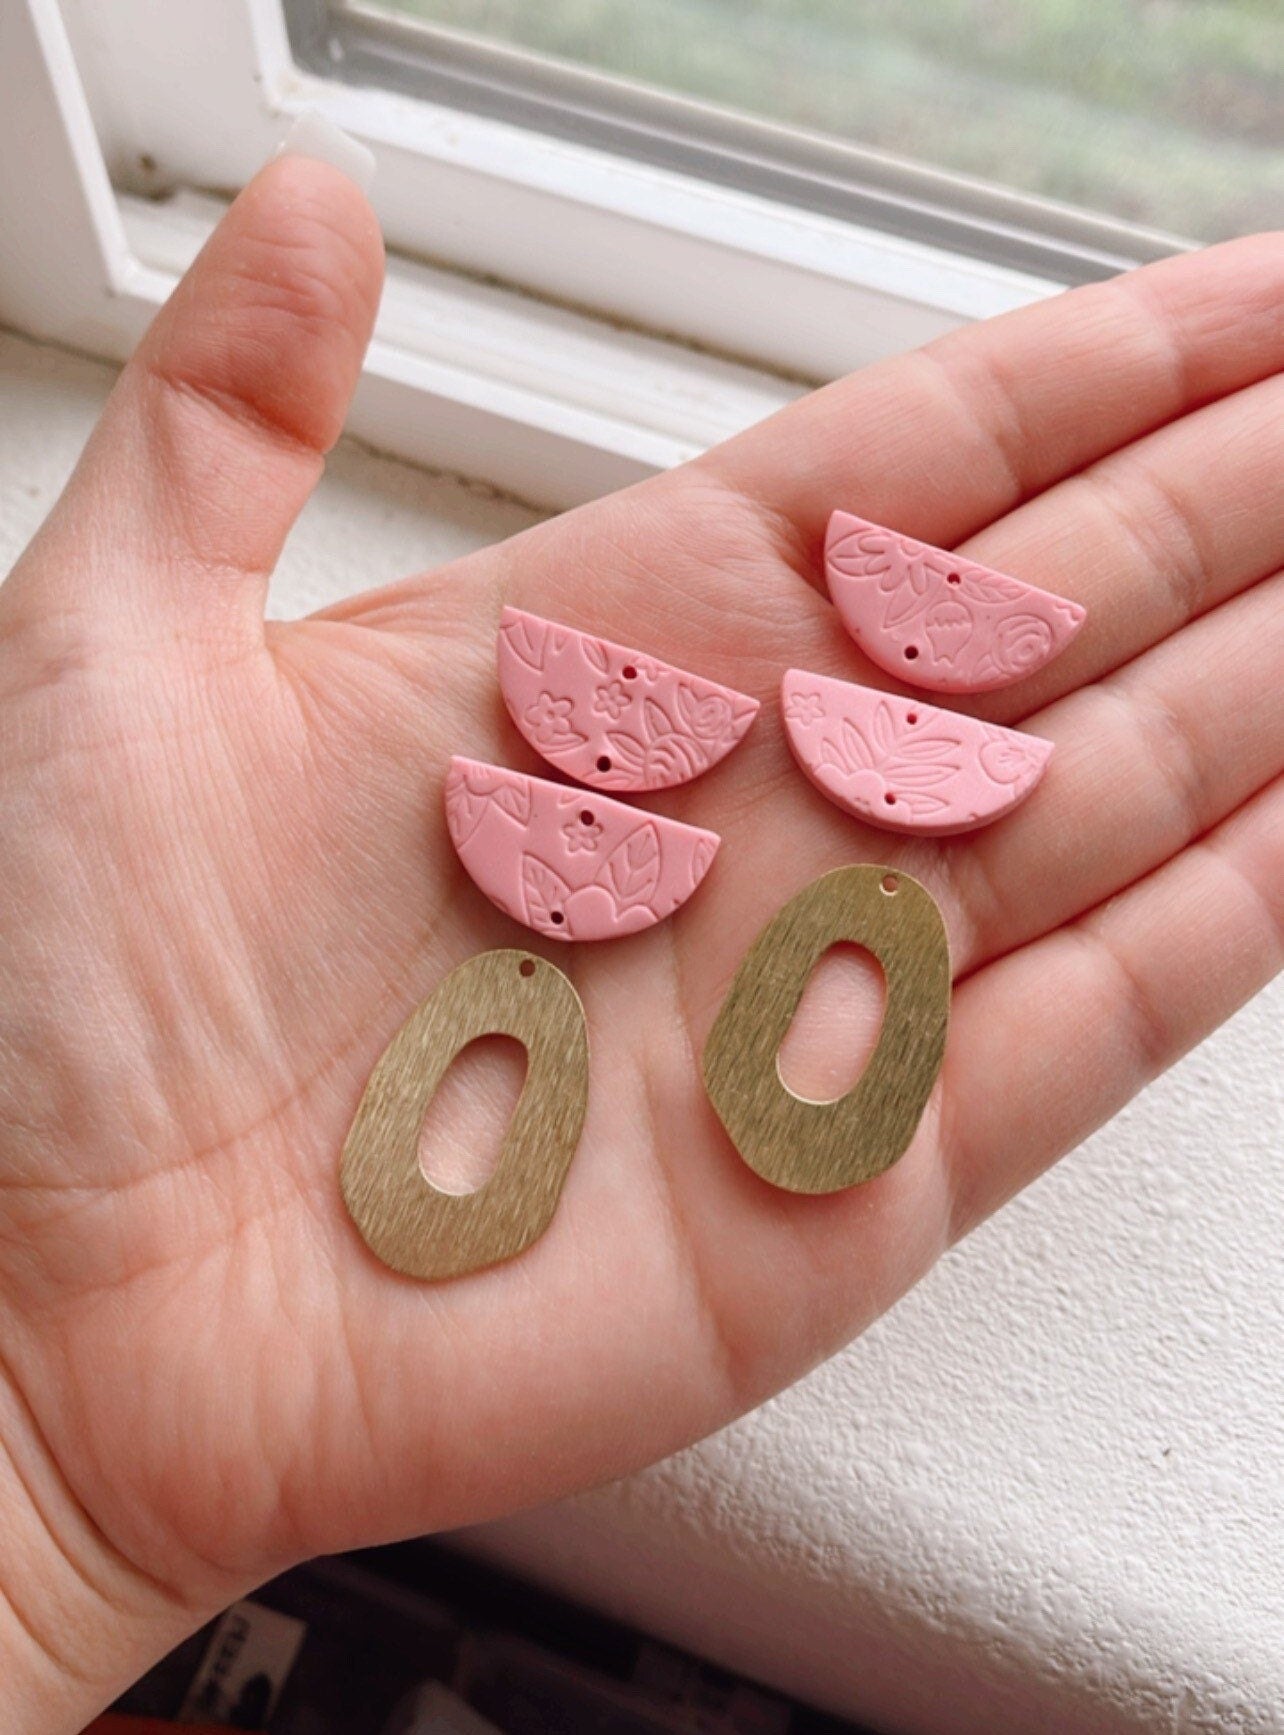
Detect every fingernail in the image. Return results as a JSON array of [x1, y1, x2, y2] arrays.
[[274, 111, 376, 194]]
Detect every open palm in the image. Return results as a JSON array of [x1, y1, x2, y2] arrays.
[[3, 157, 1282, 1723]]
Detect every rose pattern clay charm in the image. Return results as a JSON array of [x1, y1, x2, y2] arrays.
[[782, 670, 1052, 836], [498, 607, 759, 791], [446, 757, 720, 941], [825, 511, 1086, 693]]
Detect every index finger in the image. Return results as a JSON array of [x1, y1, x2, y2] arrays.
[[700, 231, 1284, 561]]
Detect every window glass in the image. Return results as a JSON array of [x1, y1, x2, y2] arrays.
[[364, 0, 1283, 242]]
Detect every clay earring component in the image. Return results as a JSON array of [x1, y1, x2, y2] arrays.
[[825, 510, 1086, 693], [498, 606, 759, 792], [340, 949, 589, 1280], [781, 670, 1052, 835], [446, 757, 720, 941], [703, 865, 950, 1193]]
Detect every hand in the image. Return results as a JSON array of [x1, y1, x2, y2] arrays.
[[2, 152, 1281, 1730]]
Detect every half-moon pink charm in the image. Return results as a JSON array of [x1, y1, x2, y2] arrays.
[[825, 511, 1086, 693], [445, 757, 721, 941], [498, 607, 759, 791], [782, 670, 1052, 836]]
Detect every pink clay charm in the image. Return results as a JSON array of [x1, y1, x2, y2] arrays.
[[445, 757, 720, 941], [498, 607, 758, 791], [782, 670, 1052, 836], [825, 511, 1086, 693]]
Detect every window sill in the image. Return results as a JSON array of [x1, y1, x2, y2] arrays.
[[121, 190, 803, 508]]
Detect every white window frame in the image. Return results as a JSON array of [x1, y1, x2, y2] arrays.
[[0, 0, 1182, 508]]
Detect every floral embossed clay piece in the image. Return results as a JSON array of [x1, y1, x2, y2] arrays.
[[497, 607, 759, 791], [782, 670, 1053, 836], [445, 757, 721, 941], [825, 510, 1086, 693]]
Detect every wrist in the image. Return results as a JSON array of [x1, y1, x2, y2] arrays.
[[0, 1372, 211, 1734]]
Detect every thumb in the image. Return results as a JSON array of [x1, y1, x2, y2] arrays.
[[11, 125, 383, 643]]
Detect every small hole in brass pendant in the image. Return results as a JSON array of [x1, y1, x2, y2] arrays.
[[341, 949, 589, 1280], [702, 865, 950, 1194]]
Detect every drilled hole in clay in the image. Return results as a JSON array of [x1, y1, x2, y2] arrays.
[[947, 572, 961, 586], [418, 1033, 528, 1195], [596, 756, 611, 773], [881, 874, 899, 895], [622, 664, 638, 680], [906, 712, 919, 725], [550, 910, 565, 926], [884, 793, 897, 806], [777, 942, 886, 1104], [580, 810, 595, 825], [904, 645, 920, 661], [518, 958, 535, 978]]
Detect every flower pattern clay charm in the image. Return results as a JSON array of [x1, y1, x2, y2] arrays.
[[498, 607, 759, 791], [782, 670, 1052, 835], [825, 511, 1086, 693], [446, 757, 720, 941]]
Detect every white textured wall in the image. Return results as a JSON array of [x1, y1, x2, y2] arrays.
[[3, 329, 1281, 1734]]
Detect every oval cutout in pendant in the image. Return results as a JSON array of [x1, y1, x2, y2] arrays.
[[703, 866, 950, 1194], [341, 949, 589, 1279]]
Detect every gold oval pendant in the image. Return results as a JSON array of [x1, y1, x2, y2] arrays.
[[341, 949, 589, 1279], [702, 866, 950, 1193]]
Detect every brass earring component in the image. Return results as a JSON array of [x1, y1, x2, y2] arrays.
[[702, 865, 950, 1194], [341, 949, 589, 1280]]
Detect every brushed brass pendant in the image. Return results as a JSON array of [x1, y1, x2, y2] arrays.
[[702, 865, 950, 1194], [341, 949, 589, 1279]]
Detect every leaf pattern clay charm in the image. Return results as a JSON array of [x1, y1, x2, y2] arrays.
[[825, 510, 1086, 693], [445, 757, 720, 941], [497, 607, 759, 791], [782, 670, 1053, 835]]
